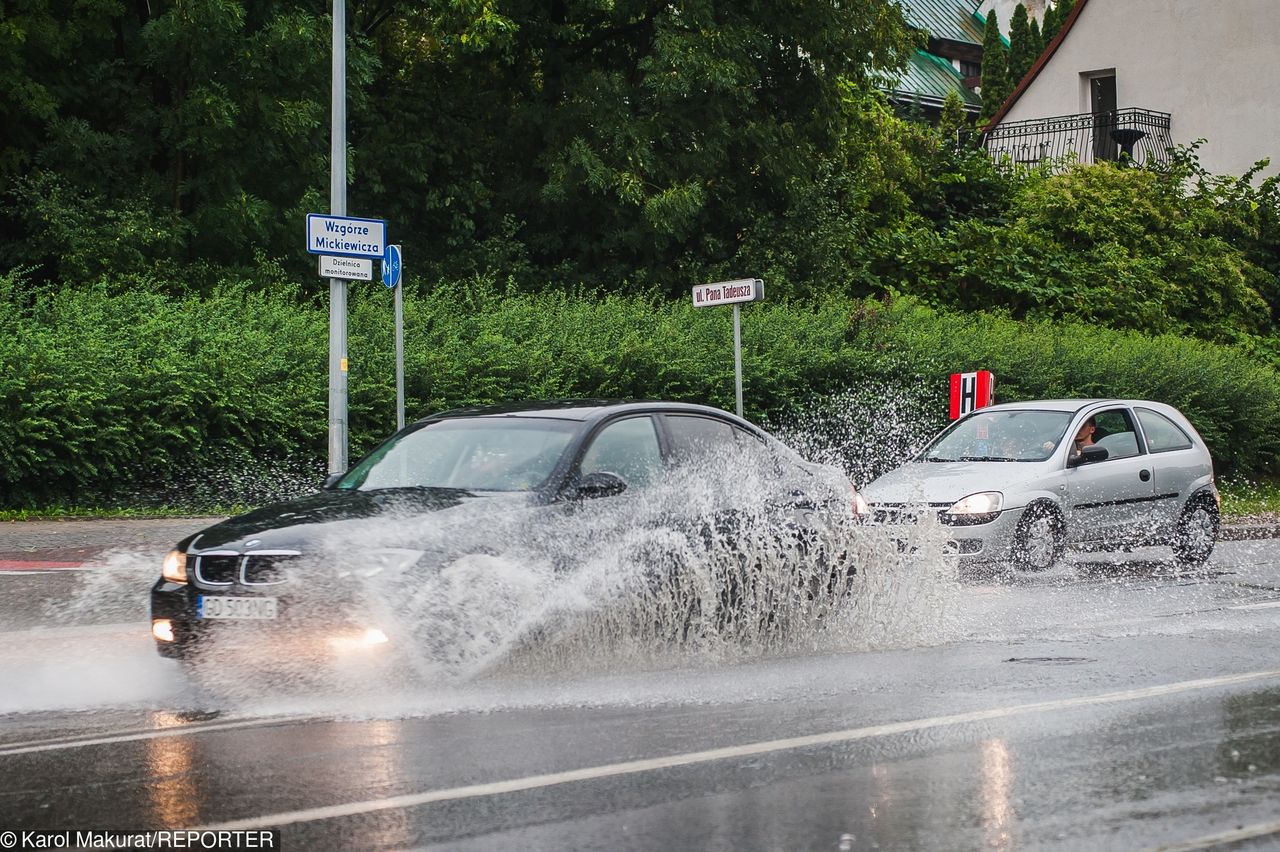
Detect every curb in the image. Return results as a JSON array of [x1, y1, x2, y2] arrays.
[[1219, 525, 1280, 542]]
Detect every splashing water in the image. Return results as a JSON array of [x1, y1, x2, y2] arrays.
[[21, 392, 966, 712]]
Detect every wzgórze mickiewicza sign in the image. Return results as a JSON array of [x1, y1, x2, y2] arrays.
[[306, 214, 387, 259]]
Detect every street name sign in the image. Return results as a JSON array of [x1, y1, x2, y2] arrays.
[[318, 255, 373, 281], [306, 213, 387, 259], [691, 278, 764, 307]]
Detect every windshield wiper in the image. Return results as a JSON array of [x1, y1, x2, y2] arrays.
[[924, 457, 957, 462], [957, 455, 1019, 462]]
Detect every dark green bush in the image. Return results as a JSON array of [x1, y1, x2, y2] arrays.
[[2, 273, 1277, 509]]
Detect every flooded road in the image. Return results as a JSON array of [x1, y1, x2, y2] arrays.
[[1, 534, 1278, 851]]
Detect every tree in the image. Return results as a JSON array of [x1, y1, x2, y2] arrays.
[[1007, 4, 1034, 86], [1029, 18, 1045, 58], [979, 11, 1011, 123], [1043, 0, 1073, 43], [939, 90, 970, 144]]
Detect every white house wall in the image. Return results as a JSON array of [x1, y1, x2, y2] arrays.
[[996, 0, 1279, 178]]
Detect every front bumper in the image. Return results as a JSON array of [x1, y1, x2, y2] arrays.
[[149, 579, 390, 662], [863, 504, 1028, 562]]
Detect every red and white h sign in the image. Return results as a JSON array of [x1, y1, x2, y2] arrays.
[[949, 371, 994, 420]]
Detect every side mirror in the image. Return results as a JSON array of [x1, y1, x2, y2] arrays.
[[1068, 445, 1109, 467], [571, 471, 628, 500], [322, 472, 344, 490]]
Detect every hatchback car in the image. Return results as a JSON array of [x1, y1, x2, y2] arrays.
[[859, 399, 1219, 570], [150, 401, 858, 662]]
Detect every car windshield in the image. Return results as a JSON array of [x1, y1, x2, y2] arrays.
[[920, 410, 1073, 462], [336, 417, 578, 492]]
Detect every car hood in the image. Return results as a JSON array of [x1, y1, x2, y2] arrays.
[[183, 487, 531, 552], [862, 461, 1046, 507]]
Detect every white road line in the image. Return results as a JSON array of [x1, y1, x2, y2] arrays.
[[0, 715, 323, 757], [197, 668, 1280, 831], [1150, 818, 1280, 851], [1229, 600, 1280, 611]]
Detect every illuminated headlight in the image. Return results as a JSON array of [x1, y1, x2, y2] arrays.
[[328, 628, 390, 651], [151, 619, 175, 643], [944, 492, 1003, 525], [161, 549, 188, 583]]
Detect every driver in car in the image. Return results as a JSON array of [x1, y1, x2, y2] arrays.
[[1069, 417, 1097, 461]]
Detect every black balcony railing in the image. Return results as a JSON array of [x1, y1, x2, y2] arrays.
[[983, 108, 1173, 169]]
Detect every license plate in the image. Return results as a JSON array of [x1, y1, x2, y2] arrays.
[[197, 595, 278, 620]]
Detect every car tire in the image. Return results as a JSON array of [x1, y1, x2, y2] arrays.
[[1172, 498, 1218, 569], [1011, 503, 1065, 572]]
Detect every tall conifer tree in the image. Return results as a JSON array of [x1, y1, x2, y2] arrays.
[[979, 10, 1012, 122], [1008, 4, 1034, 85]]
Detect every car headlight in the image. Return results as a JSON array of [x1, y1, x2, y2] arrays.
[[853, 490, 871, 519], [161, 549, 188, 584], [943, 492, 1003, 525]]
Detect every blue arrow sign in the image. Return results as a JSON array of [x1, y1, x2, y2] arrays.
[[382, 244, 402, 289]]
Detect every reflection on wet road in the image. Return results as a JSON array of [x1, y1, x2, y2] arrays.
[[1, 541, 1278, 850]]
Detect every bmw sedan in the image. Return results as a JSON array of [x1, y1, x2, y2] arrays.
[[150, 401, 859, 665], [858, 399, 1219, 571]]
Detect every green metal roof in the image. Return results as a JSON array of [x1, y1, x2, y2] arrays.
[[897, 0, 985, 45], [888, 49, 982, 109]]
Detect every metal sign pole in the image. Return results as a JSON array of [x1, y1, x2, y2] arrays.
[[395, 277, 405, 430], [733, 303, 743, 418], [327, 0, 348, 474]]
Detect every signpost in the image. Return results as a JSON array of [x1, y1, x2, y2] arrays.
[[690, 278, 764, 417], [949, 370, 995, 419], [382, 245, 405, 430], [325, 0, 350, 476]]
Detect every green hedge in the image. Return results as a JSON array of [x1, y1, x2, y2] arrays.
[[2, 272, 1278, 508]]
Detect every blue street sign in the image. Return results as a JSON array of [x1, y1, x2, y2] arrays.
[[382, 244, 402, 289], [306, 213, 387, 258]]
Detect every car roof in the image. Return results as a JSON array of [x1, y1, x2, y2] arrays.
[[979, 399, 1112, 414], [418, 399, 749, 424]]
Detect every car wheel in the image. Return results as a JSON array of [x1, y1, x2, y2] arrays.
[[1011, 504, 1064, 572], [1172, 500, 1218, 569]]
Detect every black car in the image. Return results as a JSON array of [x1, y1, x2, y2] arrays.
[[150, 401, 859, 667]]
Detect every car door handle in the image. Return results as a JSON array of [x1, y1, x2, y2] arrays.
[[1139, 469, 1151, 482]]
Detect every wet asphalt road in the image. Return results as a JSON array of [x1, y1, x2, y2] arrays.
[[1, 537, 1279, 851]]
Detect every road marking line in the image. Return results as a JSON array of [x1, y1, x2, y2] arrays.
[[0, 715, 323, 757], [1150, 818, 1280, 851], [196, 668, 1280, 831], [0, 561, 89, 572], [1229, 600, 1280, 611]]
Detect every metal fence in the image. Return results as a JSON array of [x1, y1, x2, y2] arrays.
[[983, 108, 1173, 169]]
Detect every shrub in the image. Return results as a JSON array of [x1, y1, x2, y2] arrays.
[[2, 275, 1276, 509]]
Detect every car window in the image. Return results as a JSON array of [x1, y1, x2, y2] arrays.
[[1089, 409, 1142, 460], [338, 417, 576, 492], [580, 416, 663, 488], [922, 410, 1072, 462], [734, 426, 784, 474], [666, 415, 735, 465], [1137, 408, 1194, 452]]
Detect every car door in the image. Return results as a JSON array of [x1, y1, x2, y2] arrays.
[[1134, 406, 1201, 536], [1062, 406, 1156, 544]]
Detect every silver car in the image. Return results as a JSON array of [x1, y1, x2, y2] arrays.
[[858, 399, 1219, 570]]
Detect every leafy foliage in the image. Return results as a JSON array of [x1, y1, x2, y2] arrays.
[[3, 274, 1278, 508]]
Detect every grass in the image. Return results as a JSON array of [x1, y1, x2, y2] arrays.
[[1218, 477, 1280, 522]]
